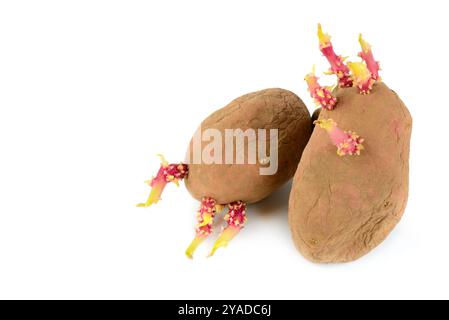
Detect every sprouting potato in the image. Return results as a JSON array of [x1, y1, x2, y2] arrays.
[[138, 88, 312, 258], [289, 25, 412, 263], [185, 88, 312, 205]]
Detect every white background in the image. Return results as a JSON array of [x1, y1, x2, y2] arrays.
[[0, 0, 447, 300]]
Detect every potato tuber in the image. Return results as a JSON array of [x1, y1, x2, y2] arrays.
[[289, 26, 412, 263], [138, 88, 312, 258]]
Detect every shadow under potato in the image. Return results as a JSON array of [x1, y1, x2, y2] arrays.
[[251, 180, 292, 216]]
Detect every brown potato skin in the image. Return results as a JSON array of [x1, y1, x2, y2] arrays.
[[185, 88, 312, 205], [289, 83, 412, 263]]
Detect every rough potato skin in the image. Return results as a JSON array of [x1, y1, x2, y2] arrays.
[[185, 88, 311, 204], [289, 83, 412, 263]]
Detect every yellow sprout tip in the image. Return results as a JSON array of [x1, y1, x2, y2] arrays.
[[156, 154, 169, 168], [317, 23, 331, 45], [347, 61, 371, 80], [304, 65, 317, 81], [208, 227, 239, 257], [185, 236, 206, 259], [358, 33, 371, 53]]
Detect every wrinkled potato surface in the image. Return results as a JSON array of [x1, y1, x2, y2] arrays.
[[185, 88, 312, 204], [289, 83, 412, 263]]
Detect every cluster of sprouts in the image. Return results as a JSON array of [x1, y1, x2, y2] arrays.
[[306, 24, 381, 156]]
